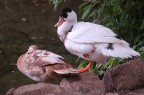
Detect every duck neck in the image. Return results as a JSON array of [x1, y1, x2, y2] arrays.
[[57, 20, 76, 42]]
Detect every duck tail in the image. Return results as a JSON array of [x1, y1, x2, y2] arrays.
[[53, 68, 79, 74]]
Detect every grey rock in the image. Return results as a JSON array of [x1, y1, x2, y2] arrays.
[[6, 72, 105, 95], [104, 58, 144, 91], [7, 58, 144, 95], [60, 72, 105, 95]]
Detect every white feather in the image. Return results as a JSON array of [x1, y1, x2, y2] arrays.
[[67, 22, 116, 39], [98, 43, 140, 58], [57, 9, 140, 64], [35, 50, 65, 64]]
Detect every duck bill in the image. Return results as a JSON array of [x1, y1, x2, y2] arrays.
[[54, 17, 64, 27]]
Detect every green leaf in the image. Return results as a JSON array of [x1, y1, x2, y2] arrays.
[[140, 20, 144, 30], [89, 11, 96, 18], [140, 47, 144, 52], [81, 5, 92, 19]]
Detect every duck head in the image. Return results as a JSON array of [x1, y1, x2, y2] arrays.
[[55, 8, 77, 27], [27, 45, 38, 54], [55, 8, 77, 42], [24, 45, 38, 59]]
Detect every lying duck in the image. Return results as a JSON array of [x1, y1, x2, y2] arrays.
[[17, 45, 78, 82], [55, 8, 140, 73]]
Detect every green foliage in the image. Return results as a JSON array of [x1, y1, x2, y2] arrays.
[[49, 0, 62, 10], [49, 0, 71, 10], [49, 0, 144, 78]]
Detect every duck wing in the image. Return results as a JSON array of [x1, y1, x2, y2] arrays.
[[53, 69, 78, 74], [66, 22, 139, 58], [67, 22, 129, 45], [52, 63, 78, 74], [36, 52, 79, 74], [33, 50, 66, 67], [96, 43, 140, 58]]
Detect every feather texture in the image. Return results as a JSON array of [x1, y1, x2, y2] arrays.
[[17, 45, 78, 82], [56, 8, 140, 64]]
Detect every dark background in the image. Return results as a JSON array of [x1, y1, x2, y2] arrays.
[[0, 0, 82, 94]]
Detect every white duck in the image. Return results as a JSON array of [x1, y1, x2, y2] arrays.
[[17, 45, 78, 82], [55, 8, 140, 73]]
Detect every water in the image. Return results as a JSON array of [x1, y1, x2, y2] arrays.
[[0, 0, 82, 94]]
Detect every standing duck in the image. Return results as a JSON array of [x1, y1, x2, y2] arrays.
[[55, 8, 140, 73], [17, 45, 78, 82]]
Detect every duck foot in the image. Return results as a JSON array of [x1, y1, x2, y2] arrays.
[[77, 61, 93, 73]]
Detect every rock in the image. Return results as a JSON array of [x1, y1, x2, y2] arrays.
[[7, 58, 144, 95], [120, 88, 144, 95], [104, 58, 144, 91], [6, 83, 81, 95], [6, 72, 105, 95], [105, 92, 119, 95], [104, 88, 144, 95], [60, 72, 105, 95]]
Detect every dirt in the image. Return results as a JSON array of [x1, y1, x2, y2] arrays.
[[0, 0, 82, 94]]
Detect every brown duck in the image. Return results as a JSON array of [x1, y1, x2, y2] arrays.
[[17, 45, 78, 82]]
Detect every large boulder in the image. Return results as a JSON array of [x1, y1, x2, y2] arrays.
[[104, 58, 144, 91], [6, 58, 144, 95], [60, 72, 105, 95], [6, 83, 79, 95], [6, 72, 105, 95]]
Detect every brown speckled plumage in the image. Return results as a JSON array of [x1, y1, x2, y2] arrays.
[[17, 45, 78, 82]]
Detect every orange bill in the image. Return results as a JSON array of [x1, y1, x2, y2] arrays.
[[54, 17, 65, 27]]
